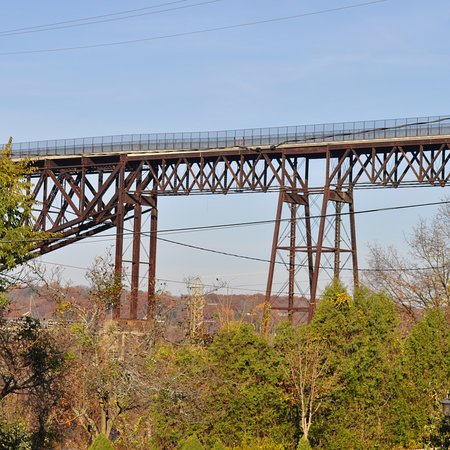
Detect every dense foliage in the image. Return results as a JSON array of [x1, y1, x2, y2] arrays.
[[88, 433, 115, 450], [0, 142, 65, 449], [1, 283, 450, 449], [0, 140, 48, 284]]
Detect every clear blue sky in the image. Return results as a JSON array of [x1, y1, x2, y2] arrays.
[[1, 0, 449, 295]]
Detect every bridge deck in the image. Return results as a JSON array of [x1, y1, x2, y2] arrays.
[[4, 115, 450, 159]]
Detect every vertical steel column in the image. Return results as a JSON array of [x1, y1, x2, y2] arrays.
[[130, 203, 142, 319], [334, 200, 342, 279], [348, 187, 359, 290], [130, 168, 143, 320], [80, 159, 86, 215], [114, 157, 126, 319], [288, 202, 297, 323], [304, 198, 314, 295], [147, 195, 158, 321], [308, 149, 331, 322], [308, 189, 330, 322], [42, 165, 49, 230], [262, 189, 285, 333], [25, 174, 31, 227], [304, 161, 314, 297]]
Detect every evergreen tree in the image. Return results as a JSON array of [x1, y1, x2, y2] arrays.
[[232, 437, 284, 450], [211, 440, 227, 450], [149, 344, 213, 448], [208, 323, 294, 448], [310, 285, 403, 449], [88, 433, 114, 450], [179, 434, 204, 450], [296, 435, 312, 450], [401, 308, 450, 447]]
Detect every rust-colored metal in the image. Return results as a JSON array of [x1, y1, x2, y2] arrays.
[[262, 189, 284, 333], [288, 202, 297, 323], [113, 156, 126, 319], [334, 200, 342, 279], [348, 187, 359, 291], [147, 195, 158, 320], [23, 135, 450, 321], [130, 202, 142, 320]]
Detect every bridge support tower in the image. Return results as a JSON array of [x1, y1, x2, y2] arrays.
[[263, 185, 358, 330]]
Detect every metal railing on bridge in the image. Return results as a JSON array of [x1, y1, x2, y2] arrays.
[[5, 115, 450, 158]]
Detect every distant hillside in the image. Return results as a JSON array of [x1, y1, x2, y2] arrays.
[[6, 285, 309, 334]]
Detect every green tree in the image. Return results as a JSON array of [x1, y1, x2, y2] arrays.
[[149, 343, 213, 448], [211, 440, 227, 450], [0, 421, 32, 450], [296, 435, 312, 450], [179, 434, 204, 450], [0, 139, 48, 288], [0, 141, 65, 449], [88, 433, 114, 450], [401, 308, 450, 447], [0, 318, 65, 448], [149, 323, 295, 449], [310, 284, 403, 449], [232, 437, 284, 450], [208, 323, 294, 448]]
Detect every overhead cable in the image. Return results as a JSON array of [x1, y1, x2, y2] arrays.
[[0, 0, 193, 34], [0, 0, 224, 37], [0, 0, 389, 56], [1, 198, 447, 244]]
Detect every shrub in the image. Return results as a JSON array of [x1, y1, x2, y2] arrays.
[[211, 440, 227, 450], [297, 435, 312, 450], [88, 433, 114, 450], [0, 421, 32, 450], [179, 434, 204, 450]]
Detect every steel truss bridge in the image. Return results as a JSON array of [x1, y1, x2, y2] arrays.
[[7, 115, 450, 324]]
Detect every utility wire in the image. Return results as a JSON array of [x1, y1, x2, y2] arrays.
[[148, 199, 450, 235], [35, 259, 270, 294], [157, 235, 272, 264], [33, 233, 446, 302], [0, 0, 224, 38], [151, 233, 447, 273], [0, 0, 388, 56], [0, 0, 193, 34], [2, 198, 448, 244]]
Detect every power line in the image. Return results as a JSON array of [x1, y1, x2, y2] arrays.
[[157, 235, 272, 264], [0, 0, 193, 34], [34, 259, 270, 294], [0, 0, 224, 38], [154, 199, 450, 235], [153, 233, 447, 273], [0, 0, 388, 56], [1, 198, 447, 244], [33, 231, 447, 301]]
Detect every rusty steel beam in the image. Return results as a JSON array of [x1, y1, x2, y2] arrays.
[[113, 157, 126, 319], [130, 203, 142, 320], [262, 189, 284, 333], [147, 196, 158, 320], [349, 188, 359, 291], [288, 203, 297, 323]]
